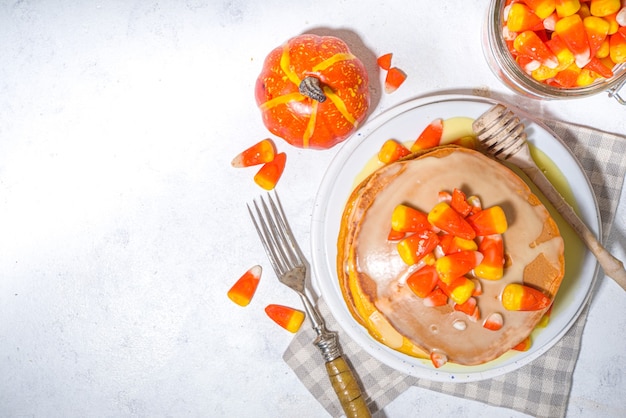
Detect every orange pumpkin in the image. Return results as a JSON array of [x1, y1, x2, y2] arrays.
[[255, 34, 370, 149]]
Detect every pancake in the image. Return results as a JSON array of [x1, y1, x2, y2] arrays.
[[337, 146, 565, 366]]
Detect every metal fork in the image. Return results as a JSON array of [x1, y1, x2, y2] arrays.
[[249, 192, 371, 418]]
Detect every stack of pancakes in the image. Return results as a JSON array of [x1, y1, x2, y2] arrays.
[[337, 146, 565, 366]]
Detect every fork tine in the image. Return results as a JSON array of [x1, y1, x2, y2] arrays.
[[248, 192, 304, 277], [258, 195, 295, 272], [248, 201, 284, 275], [266, 192, 307, 265]]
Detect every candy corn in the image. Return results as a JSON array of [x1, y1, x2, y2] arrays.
[[428, 202, 476, 240], [599, 54, 616, 70], [423, 288, 448, 307], [231, 139, 276, 168], [454, 296, 478, 317], [466, 195, 482, 212], [501, 283, 552, 311], [517, 54, 540, 72], [378, 139, 412, 164], [387, 228, 406, 241], [421, 252, 436, 267], [474, 234, 505, 280], [436, 234, 453, 255], [543, 12, 559, 31], [227, 265, 262, 307], [397, 230, 439, 265], [512, 336, 532, 351], [391, 204, 431, 233], [555, 0, 582, 17], [483, 312, 504, 331], [546, 35, 576, 70], [610, 28, 626, 63], [584, 16, 611, 56], [589, 0, 621, 17], [446, 276, 476, 305], [377, 53, 393, 70], [411, 118, 444, 152], [531, 64, 560, 81], [554, 62, 583, 86], [254, 152, 286, 190], [467, 206, 508, 236], [435, 250, 483, 284], [471, 278, 483, 296], [438, 234, 478, 255], [514, 30, 560, 68], [605, 12, 620, 34], [596, 37, 611, 57], [438, 190, 452, 203], [468, 305, 481, 322], [430, 351, 448, 368], [555, 14, 592, 66], [577, 67, 601, 84], [384, 67, 407, 93], [265, 304, 305, 333], [585, 56, 615, 77], [406, 265, 439, 298], [524, 0, 557, 19], [507, 3, 544, 32], [450, 188, 472, 217]]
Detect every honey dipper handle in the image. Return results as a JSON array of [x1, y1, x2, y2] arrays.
[[522, 164, 626, 291], [325, 356, 371, 418]]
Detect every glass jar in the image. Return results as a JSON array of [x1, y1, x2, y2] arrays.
[[483, 0, 626, 104]]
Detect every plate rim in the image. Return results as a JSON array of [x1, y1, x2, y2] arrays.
[[310, 93, 601, 382]]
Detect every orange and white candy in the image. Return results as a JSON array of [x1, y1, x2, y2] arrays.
[[254, 152, 286, 191], [231, 139, 276, 168], [501, 283, 552, 311], [227, 265, 262, 307], [265, 304, 305, 333]]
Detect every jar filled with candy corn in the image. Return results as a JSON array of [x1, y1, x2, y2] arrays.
[[484, 0, 626, 104]]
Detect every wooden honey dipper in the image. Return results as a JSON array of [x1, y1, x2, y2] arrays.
[[473, 104, 626, 291]]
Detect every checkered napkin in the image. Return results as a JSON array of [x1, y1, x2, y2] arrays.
[[284, 120, 626, 418]]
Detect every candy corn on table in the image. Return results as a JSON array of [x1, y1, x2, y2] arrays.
[[1, 1, 625, 417]]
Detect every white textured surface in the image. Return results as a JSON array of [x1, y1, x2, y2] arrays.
[[0, 1, 624, 417]]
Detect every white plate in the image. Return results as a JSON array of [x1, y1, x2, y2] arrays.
[[311, 94, 601, 382]]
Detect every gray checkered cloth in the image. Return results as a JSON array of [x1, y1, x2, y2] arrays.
[[284, 120, 626, 418]]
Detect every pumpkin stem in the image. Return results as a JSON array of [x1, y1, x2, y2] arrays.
[[299, 76, 327, 102]]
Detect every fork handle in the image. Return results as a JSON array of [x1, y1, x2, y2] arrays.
[[522, 165, 626, 291], [314, 327, 371, 417], [325, 356, 371, 418]]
